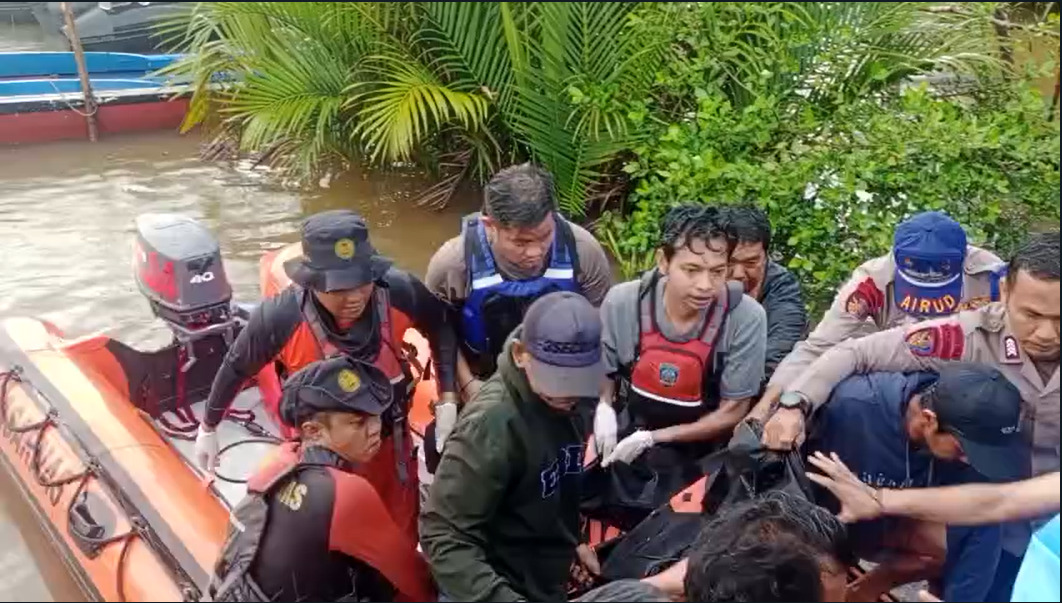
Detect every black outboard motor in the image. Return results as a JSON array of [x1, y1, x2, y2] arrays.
[[133, 213, 237, 371]]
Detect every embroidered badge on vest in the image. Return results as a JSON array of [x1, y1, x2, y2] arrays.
[[845, 277, 885, 319], [659, 363, 680, 387], [905, 324, 965, 359], [959, 296, 991, 311]]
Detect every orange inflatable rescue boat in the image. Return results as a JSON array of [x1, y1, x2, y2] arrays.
[[0, 214, 437, 602]]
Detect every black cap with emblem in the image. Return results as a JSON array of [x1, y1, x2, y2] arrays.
[[283, 210, 392, 292], [926, 362, 1029, 482], [279, 356, 394, 427]]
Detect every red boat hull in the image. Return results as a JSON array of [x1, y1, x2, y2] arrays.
[[0, 98, 189, 145]]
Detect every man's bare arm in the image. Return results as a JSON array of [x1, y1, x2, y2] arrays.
[[653, 398, 751, 445], [880, 473, 1060, 525], [808, 452, 1060, 525]]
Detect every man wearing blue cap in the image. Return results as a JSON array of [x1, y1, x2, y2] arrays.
[[764, 231, 1060, 601], [420, 291, 606, 602], [750, 211, 1002, 423]]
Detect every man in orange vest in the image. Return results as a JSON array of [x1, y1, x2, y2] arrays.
[[206, 357, 435, 602], [195, 210, 457, 538]]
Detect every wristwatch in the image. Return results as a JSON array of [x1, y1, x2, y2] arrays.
[[778, 391, 811, 417]]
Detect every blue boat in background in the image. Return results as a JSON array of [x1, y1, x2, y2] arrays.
[[0, 50, 182, 80], [0, 51, 191, 145]]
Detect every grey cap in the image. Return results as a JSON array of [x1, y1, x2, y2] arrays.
[[520, 291, 605, 398]]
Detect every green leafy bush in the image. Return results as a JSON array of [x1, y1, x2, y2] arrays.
[[162, 2, 1035, 220], [160, 2, 673, 214], [601, 84, 1060, 316]]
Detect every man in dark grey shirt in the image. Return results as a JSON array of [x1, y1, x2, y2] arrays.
[[721, 205, 807, 383], [591, 205, 766, 504]]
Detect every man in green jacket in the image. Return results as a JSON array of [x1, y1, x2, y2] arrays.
[[420, 291, 606, 602]]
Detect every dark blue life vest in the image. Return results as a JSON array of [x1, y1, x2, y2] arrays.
[[460, 212, 581, 376]]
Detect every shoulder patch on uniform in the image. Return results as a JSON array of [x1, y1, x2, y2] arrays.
[[959, 296, 991, 311], [845, 277, 885, 319], [905, 324, 965, 359], [1002, 335, 1021, 361]]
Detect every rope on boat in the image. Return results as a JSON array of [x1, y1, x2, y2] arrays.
[[0, 368, 201, 602], [1, 369, 91, 490], [46, 78, 100, 118]]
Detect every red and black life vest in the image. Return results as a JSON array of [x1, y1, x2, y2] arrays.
[[206, 449, 307, 603], [296, 284, 414, 411], [282, 285, 417, 487], [206, 444, 426, 602], [622, 272, 743, 431]]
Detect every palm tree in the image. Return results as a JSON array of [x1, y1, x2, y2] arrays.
[[160, 1, 671, 215], [160, 2, 1008, 216]]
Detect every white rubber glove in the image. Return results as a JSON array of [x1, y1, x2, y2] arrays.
[[195, 424, 219, 473], [593, 401, 618, 459], [434, 400, 459, 454], [602, 430, 654, 467]]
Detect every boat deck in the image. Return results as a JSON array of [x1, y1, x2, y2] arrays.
[[161, 387, 284, 509]]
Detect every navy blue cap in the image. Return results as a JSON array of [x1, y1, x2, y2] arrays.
[[279, 356, 393, 427], [521, 291, 605, 398], [893, 211, 968, 317], [284, 210, 392, 292], [930, 363, 1029, 482]]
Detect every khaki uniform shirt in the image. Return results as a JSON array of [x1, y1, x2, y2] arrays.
[[769, 245, 1003, 388], [791, 303, 1059, 480]]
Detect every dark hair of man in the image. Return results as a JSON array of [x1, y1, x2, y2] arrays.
[[659, 204, 736, 261], [684, 492, 851, 603], [1007, 231, 1060, 285], [482, 163, 557, 228], [915, 382, 949, 435], [723, 205, 772, 253]]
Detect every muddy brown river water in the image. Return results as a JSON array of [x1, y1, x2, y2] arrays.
[[0, 130, 477, 600]]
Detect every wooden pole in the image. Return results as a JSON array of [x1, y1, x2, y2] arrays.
[[1051, 66, 1060, 122], [60, 1, 98, 142]]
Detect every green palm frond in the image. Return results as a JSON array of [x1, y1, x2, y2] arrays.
[[350, 55, 490, 163], [416, 3, 513, 100], [699, 2, 1005, 113], [502, 2, 670, 215]]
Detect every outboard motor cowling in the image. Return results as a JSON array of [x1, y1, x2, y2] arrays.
[[133, 213, 234, 332], [126, 215, 261, 437]]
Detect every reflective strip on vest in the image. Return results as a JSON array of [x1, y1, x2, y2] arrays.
[[542, 267, 575, 279], [459, 213, 581, 356], [471, 273, 505, 290], [629, 383, 706, 407]]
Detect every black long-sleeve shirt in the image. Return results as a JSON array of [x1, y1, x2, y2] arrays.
[[204, 268, 456, 428], [760, 261, 808, 382]]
